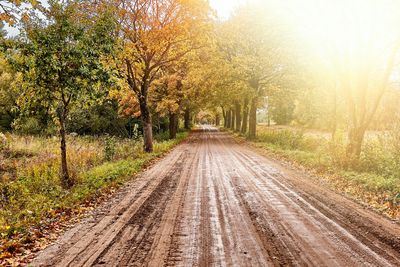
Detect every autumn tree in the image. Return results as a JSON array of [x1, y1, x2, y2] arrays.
[[10, 0, 116, 188], [213, 5, 288, 138], [180, 46, 229, 129], [113, 0, 210, 152], [342, 42, 400, 161], [153, 72, 184, 139], [186, 39, 239, 129]]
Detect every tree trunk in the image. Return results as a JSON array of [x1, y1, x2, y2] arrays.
[[248, 97, 258, 139], [215, 114, 220, 126], [241, 98, 249, 134], [222, 107, 227, 128], [58, 109, 72, 189], [140, 101, 153, 152], [235, 101, 241, 132], [346, 126, 366, 163], [230, 109, 235, 130], [226, 109, 231, 128], [169, 113, 178, 139], [175, 114, 179, 132], [184, 107, 191, 130], [127, 64, 154, 152]]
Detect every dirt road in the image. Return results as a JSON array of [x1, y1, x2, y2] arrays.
[[32, 127, 400, 267]]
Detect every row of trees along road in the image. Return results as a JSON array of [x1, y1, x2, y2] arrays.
[[200, 5, 294, 139], [3, 0, 400, 187]]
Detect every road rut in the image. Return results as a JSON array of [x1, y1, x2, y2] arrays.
[[32, 127, 400, 267]]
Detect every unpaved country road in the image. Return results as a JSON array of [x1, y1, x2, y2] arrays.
[[32, 127, 400, 267]]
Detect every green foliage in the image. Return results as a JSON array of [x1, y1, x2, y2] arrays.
[[326, 131, 348, 169], [5, 1, 118, 186], [270, 99, 295, 125], [67, 99, 129, 136], [154, 131, 171, 142], [11, 1, 117, 118], [12, 117, 42, 135], [357, 126, 400, 179], [268, 82, 298, 126]]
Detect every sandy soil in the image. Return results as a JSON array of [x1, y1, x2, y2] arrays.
[[32, 126, 400, 267]]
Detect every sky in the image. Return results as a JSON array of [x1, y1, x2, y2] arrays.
[[209, 0, 247, 19]]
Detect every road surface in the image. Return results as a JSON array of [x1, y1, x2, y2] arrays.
[[33, 127, 400, 266]]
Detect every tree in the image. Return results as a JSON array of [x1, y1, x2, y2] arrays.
[[114, 0, 210, 152], [215, 5, 287, 138], [11, 0, 116, 188], [154, 73, 184, 139]]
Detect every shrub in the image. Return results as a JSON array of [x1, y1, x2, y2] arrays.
[[256, 129, 320, 151], [12, 117, 43, 135], [359, 139, 391, 174]]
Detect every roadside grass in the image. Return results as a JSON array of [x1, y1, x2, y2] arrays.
[[227, 127, 400, 220], [0, 132, 188, 261]]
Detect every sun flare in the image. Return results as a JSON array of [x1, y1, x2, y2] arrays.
[[281, 0, 400, 69], [209, 0, 248, 19]]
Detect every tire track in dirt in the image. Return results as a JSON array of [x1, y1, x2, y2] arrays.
[[214, 131, 399, 266], [94, 152, 186, 266], [229, 145, 400, 265], [145, 137, 201, 267], [32, 127, 400, 267], [32, 142, 190, 267]]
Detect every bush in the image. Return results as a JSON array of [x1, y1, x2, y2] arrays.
[[12, 117, 43, 135], [256, 129, 320, 151], [359, 139, 391, 173]]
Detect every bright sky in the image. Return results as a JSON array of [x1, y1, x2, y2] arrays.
[[209, 0, 248, 19]]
